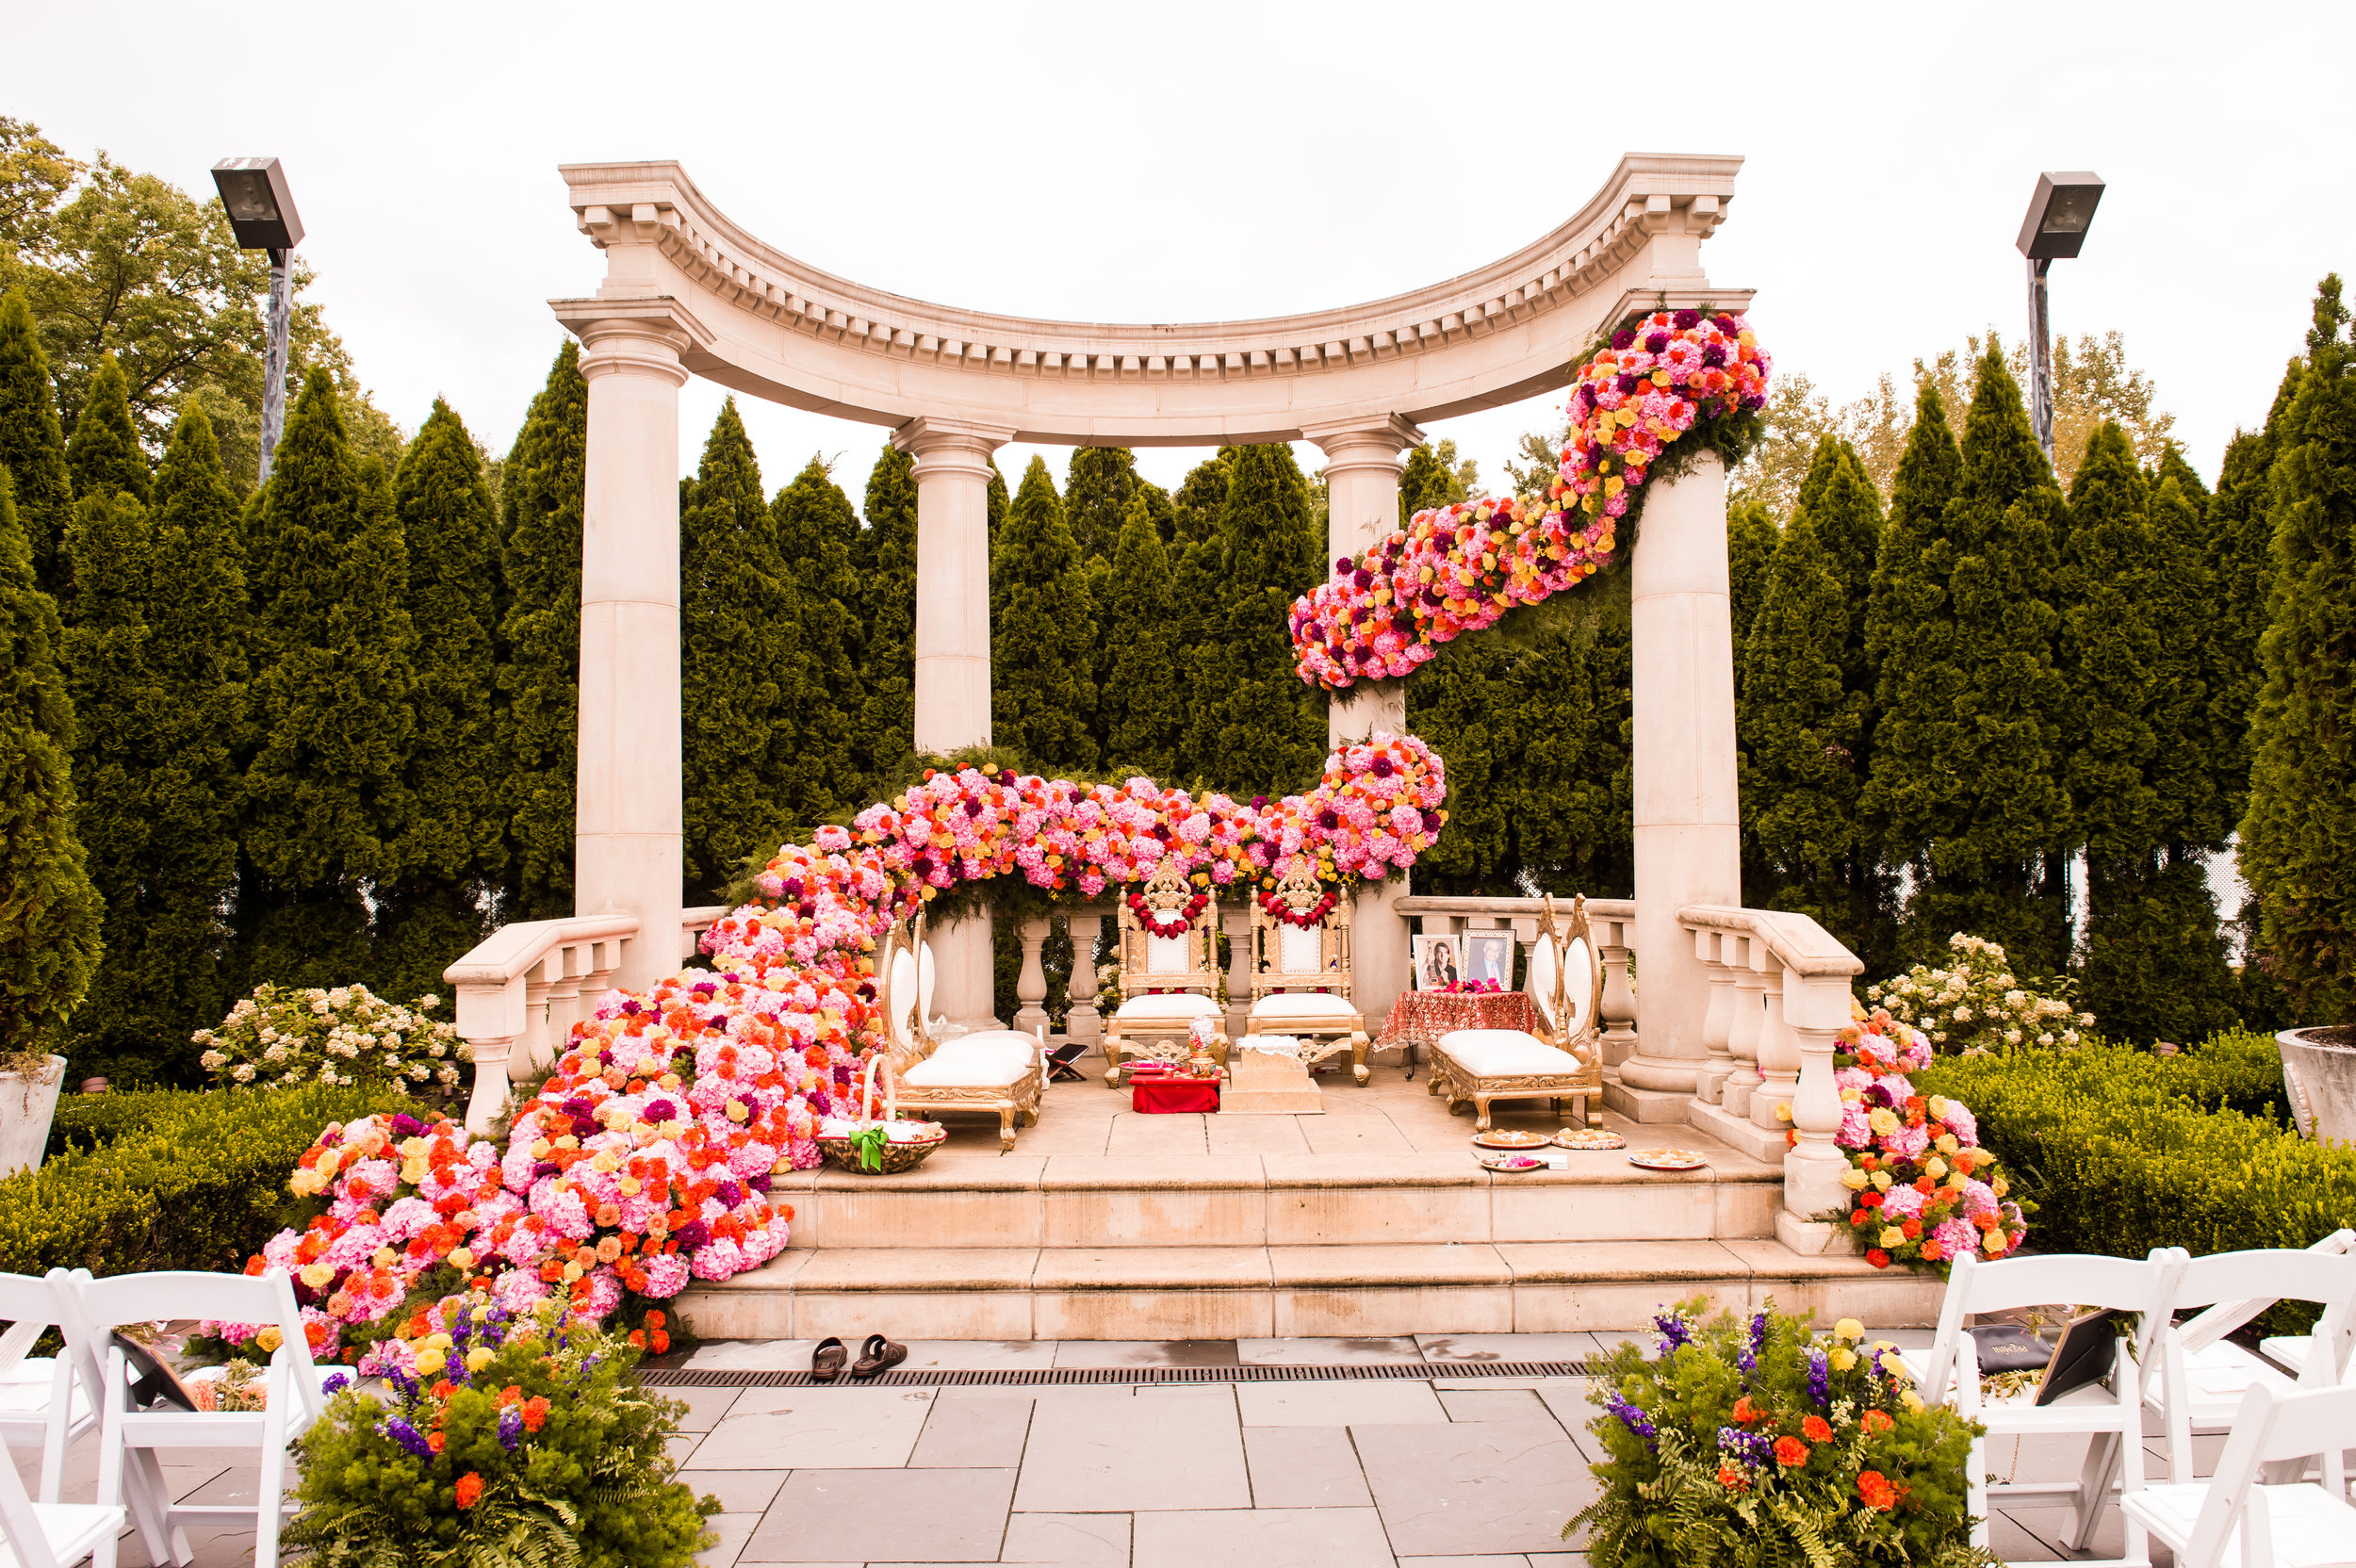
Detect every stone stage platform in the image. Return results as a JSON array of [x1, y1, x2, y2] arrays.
[[679, 1061, 1941, 1342]]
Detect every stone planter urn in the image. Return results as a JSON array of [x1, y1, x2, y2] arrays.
[[0, 1054, 67, 1180], [2276, 1029, 2356, 1144]]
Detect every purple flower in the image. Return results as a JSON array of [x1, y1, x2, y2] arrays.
[[321, 1373, 351, 1396], [388, 1113, 426, 1138], [1653, 1310, 1692, 1354], [746, 1173, 772, 1193], [1336, 555, 1356, 572], [692, 981, 717, 997], [1808, 1348, 1831, 1407], [1606, 1389, 1657, 1447], [1718, 1427, 1773, 1466], [532, 1160, 560, 1179], [499, 1405, 524, 1450], [1749, 1311, 1769, 1356], [1611, 328, 1636, 351], [1370, 755, 1394, 778], [644, 1099, 679, 1123], [1672, 308, 1702, 330], [622, 1000, 643, 1016], [1700, 343, 1727, 369], [1644, 331, 1670, 353], [1617, 373, 1640, 395], [963, 798, 984, 819], [674, 1220, 712, 1252], [379, 1415, 434, 1462], [715, 1180, 746, 1208], [1714, 314, 1740, 335], [562, 1097, 596, 1119], [1316, 809, 1340, 831]]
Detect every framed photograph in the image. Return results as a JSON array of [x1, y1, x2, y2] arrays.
[[1463, 932, 1516, 990], [1413, 933, 1464, 992]]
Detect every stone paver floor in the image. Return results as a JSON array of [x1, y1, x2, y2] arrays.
[[14, 1330, 2222, 1565]]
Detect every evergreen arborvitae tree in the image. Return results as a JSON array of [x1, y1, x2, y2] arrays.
[[0, 290, 75, 597], [680, 399, 797, 902], [1742, 503, 1872, 941], [1171, 449, 1233, 546], [99, 403, 248, 1077], [1405, 631, 1513, 887], [990, 456, 1097, 774], [1205, 443, 1324, 797], [770, 456, 866, 826], [0, 473, 102, 1063], [1065, 446, 1140, 561], [854, 444, 918, 786], [242, 373, 418, 989], [1399, 445, 1456, 523], [987, 460, 1009, 556], [1169, 449, 1238, 782], [499, 342, 587, 921], [375, 400, 504, 1002], [1726, 500, 1780, 656], [65, 353, 151, 508], [1863, 358, 2071, 971], [2206, 360, 2305, 835], [2241, 276, 2356, 1022], [1098, 491, 1183, 778]]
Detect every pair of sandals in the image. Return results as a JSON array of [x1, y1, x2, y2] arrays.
[[810, 1333, 907, 1382]]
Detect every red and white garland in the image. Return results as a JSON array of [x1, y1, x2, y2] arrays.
[[1259, 888, 1339, 929], [1128, 890, 1209, 939]]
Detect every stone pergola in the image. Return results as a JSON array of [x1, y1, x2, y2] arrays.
[[548, 152, 1749, 1094]]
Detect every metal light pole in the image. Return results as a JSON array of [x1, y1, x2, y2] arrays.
[[210, 158, 305, 483], [2014, 172, 2104, 466]]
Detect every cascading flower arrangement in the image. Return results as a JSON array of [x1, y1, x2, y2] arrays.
[[1817, 1007, 2028, 1273], [1290, 307, 1769, 691]]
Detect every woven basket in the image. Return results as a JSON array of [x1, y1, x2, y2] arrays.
[[818, 1055, 947, 1174]]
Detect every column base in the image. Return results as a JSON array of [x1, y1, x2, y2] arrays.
[[1775, 1211, 1844, 1257], [1784, 1145, 1849, 1220], [1686, 1099, 1789, 1163], [1600, 1075, 1701, 1125], [1616, 1051, 1703, 1095]]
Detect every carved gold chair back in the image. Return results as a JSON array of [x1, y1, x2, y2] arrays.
[[1248, 858, 1352, 1002], [1115, 858, 1220, 999]]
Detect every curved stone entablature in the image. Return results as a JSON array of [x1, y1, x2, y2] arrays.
[[550, 154, 1748, 447]]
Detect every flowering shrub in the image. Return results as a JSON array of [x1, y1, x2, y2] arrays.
[[1571, 1303, 1996, 1568], [196, 983, 467, 1095], [283, 1298, 714, 1568], [1867, 934, 2090, 1054], [1821, 1009, 2028, 1273], [1289, 309, 1769, 690]]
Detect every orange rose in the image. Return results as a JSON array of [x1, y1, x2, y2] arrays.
[[454, 1473, 483, 1510]]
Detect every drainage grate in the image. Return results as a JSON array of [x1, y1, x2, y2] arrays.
[[639, 1358, 1592, 1389]]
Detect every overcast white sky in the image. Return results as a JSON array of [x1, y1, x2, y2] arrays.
[[10, 0, 2350, 502]]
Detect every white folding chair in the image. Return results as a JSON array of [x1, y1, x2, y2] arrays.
[[0, 1310, 124, 1568], [60, 1269, 332, 1568], [2121, 1381, 2356, 1568], [1902, 1248, 2188, 1567], [0, 1272, 96, 1502], [2149, 1246, 2356, 1485], [2244, 1232, 2356, 1381]]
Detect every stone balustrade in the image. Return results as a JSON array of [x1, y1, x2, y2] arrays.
[[1677, 904, 1862, 1254], [447, 904, 729, 1133]]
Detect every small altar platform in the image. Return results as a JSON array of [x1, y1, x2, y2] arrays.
[[679, 1061, 1942, 1341]]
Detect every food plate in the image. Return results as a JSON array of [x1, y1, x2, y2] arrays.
[[1553, 1128, 1628, 1151], [1628, 1148, 1710, 1171], [1478, 1153, 1547, 1172], [1471, 1129, 1551, 1150]]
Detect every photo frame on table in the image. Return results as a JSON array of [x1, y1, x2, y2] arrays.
[[1463, 932, 1515, 989], [1413, 933, 1464, 992]]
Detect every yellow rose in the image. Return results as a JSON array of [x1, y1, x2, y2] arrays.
[[1935, 1133, 1959, 1154], [300, 1262, 336, 1290], [372, 1247, 397, 1269], [1774, 1102, 1792, 1123], [619, 1176, 641, 1196], [1872, 1170, 1893, 1191], [255, 1326, 284, 1353], [726, 1099, 749, 1123], [1991, 1175, 2009, 1198], [529, 1138, 551, 1159], [563, 1261, 584, 1282], [591, 1150, 618, 1174], [1868, 1107, 1901, 1135], [1901, 1390, 1926, 1414], [449, 1248, 477, 1271], [1879, 1227, 1906, 1249], [1923, 1157, 1948, 1180], [1834, 1318, 1865, 1342], [400, 1160, 428, 1186], [1840, 1168, 1868, 1191], [1927, 1095, 1950, 1119], [1984, 1230, 2009, 1255]]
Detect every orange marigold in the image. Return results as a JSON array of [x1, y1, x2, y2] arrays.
[[1774, 1435, 1808, 1466], [454, 1473, 483, 1510], [1857, 1470, 1899, 1511], [1802, 1414, 1832, 1443], [520, 1396, 550, 1433]]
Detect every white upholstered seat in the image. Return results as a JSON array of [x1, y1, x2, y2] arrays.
[[881, 912, 1043, 1149], [1434, 1029, 1583, 1077], [904, 1032, 1037, 1086], [1424, 895, 1604, 1130], [1247, 991, 1355, 1023], [1112, 991, 1222, 1021]]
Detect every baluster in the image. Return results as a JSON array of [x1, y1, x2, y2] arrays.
[[1694, 929, 1735, 1104], [1220, 906, 1253, 1039], [463, 1032, 519, 1135], [544, 941, 589, 1057], [1013, 915, 1052, 1036], [1753, 956, 1800, 1133], [1782, 972, 1849, 1242], [518, 949, 563, 1076], [1064, 912, 1104, 1049], [1722, 936, 1767, 1118], [1598, 920, 1639, 1070]]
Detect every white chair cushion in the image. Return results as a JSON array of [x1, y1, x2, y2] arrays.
[[1114, 992, 1221, 1021], [1144, 932, 1193, 974], [905, 1035, 1035, 1086], [1437, 1029, 1581, 1077], [1277, 923, 1323, 975], [1252, 992, 1355, 1023]]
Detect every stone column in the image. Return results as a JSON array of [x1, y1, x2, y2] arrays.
[[1013, 916, 1052, 1037], [895, 416, 1015, 1029], [573, 306, 691, 997], [1621, 452, 1741, 1096], [1064, 911, 1105, 1050], [1597, 917, 1639, 1070], [1304, 415, 1423, 1043], [1221, 906, 1254, 1039]]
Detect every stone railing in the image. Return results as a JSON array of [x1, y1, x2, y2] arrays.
[[446, 905, 730, 1133], [1677, 905, 1862, 1253], [1395, 896, 1640, 1067]]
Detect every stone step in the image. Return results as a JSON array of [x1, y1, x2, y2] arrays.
[[676, 1237, 1946, 1343], [765, 1150, 1783, 1251]]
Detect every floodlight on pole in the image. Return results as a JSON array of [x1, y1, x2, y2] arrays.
[[2015, 172, 2103, 466], [211, 158, 305, 483]]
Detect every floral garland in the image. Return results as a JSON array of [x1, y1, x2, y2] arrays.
[[1288, 308, 1770, 691], [1434, 977, 1504, 995], [1816, 1007, 2027, 1272], [1128, 890, 1208, 939], [1257, 888, 1338, 929]]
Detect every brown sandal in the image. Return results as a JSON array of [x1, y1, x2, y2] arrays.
[[810, 1336, 847, 1383], [850, 1333, 907, 1379]]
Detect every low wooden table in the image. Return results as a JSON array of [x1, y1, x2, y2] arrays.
[[1374, 990, 1542, 1076]]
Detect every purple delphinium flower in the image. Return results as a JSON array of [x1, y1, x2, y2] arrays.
[[1808, 1347, 1831, 1406], [1718, 1427, 1773, 1466], [321, 1373, 351, 1396], [499, 1405, 524, 1450], [1652, 1309, 1692, 1355], [1749, 1311, 1770, 1356], [1605, 1390, 1657, 1448], [379, 1416, 434, 1462]]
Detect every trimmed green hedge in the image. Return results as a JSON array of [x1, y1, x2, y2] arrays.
[[1918, 1033, 2351, 1333], [3, 1086, 411, 1278]]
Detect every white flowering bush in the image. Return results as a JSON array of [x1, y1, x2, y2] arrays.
[[195, 984, 467, 1095], [1866, 933, 2091, 1054]]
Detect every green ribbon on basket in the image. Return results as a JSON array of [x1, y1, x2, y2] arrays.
[[846, 1124, 890, 1171]]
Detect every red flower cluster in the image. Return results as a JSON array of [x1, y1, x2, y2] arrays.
[[1127, 890, 1208, 939], [1257, 889, 1338, 929]]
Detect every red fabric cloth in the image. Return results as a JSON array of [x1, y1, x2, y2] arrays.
[[1131, 1076, 1220, 1114], [1375, 989, 1543, 1052]]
